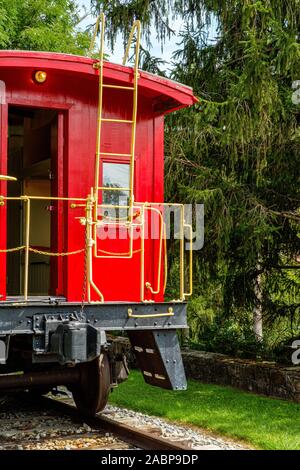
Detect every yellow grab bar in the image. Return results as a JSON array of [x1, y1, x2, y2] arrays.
[[183, 222, 193, 298], [0, 175, 17, 181], [144, 206, 164, 296], [128, 307, 174, 319], [89, 12, 105, 56], [93, 12, 106, 248], [122, 20, 141, 223], [122, 20, 141, 69]]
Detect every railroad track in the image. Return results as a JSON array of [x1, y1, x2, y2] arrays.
[[33, 395, 191, 451], [0, 393, 191, 450], [0, 393, 246, 450]]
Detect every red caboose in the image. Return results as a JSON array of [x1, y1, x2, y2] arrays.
[[0, 17, 196, 415]]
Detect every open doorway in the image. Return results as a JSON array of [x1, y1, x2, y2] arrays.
[[7, 106, 59, 297]]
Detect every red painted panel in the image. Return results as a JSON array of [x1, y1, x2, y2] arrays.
[[0, 52, 196, 302], [0, 81, 7, 300], [0, 51, 197, 112]]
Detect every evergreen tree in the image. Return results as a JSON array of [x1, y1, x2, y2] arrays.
[[2, 0, 298, 347], [93, 1, 300, 344], [0, 0, 90, 54]]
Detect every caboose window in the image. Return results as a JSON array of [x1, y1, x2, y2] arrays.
[[102, 163, 130, 218]]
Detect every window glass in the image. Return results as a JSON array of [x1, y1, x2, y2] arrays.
[[102, 162, 130, 219]]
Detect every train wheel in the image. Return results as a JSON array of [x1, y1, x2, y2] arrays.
[[71, 353, 111, 416]]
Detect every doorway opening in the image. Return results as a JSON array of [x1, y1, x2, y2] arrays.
[[6, 106, 59, 297]]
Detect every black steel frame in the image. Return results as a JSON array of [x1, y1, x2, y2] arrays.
[[0, 301, 187, 335]]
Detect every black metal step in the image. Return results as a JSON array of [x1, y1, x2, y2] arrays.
[[128, 330, 187, 390]]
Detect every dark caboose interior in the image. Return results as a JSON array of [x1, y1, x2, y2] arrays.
[[7, 106, 58, 297]]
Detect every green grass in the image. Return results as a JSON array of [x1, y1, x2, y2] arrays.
[[109, 370, 300, 450]]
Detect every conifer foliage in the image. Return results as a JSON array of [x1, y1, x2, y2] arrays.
[[0, 0, 90, 54], [0, 0, 299, 343], [93, 0, 300, 340]]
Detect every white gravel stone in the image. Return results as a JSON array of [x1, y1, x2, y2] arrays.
[[102, 404, 249, 450], [0, 394, 249, 450]]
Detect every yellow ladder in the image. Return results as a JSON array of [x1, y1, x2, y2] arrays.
[[90, 14, 141, 257]]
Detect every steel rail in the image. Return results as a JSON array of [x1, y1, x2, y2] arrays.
[[31, 396, 191, 451]]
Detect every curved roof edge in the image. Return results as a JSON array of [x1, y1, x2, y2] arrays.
[[0, 50, 198, 113]]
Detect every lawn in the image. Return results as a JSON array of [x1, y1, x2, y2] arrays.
[[109, 370, 300, 450]]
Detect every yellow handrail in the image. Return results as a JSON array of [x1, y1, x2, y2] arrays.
[[89, 12, 105, 56], [183, 221, 193, 298], [85, 191, 104, 303], [92, 12, 106, 253], [24, 198, 30, 301], [144, 206, 164, 296], [122, 20, 141, 70], [122, 20, 141, 225], [0, 175, 17, 181], [128, 307, 174, 319]]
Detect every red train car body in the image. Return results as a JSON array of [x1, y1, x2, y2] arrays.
[[0, 50, 195, 303], [0, 19, 196, 415]]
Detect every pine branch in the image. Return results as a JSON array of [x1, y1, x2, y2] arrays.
[[269, 210, 300, 222]]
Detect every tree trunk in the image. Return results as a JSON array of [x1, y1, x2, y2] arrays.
[[253, 272, 263, 341]]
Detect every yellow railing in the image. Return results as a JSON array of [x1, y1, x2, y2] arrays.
[[0, 195, 193, 304], [0, 195, 87, 302], [93, 200, 193, 303], [142, 203, 193, 302]]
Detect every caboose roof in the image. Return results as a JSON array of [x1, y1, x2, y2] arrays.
[[0, 50, 197, 113]]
